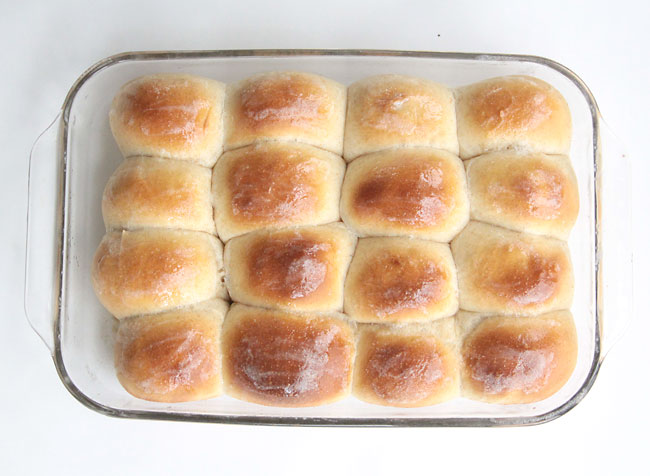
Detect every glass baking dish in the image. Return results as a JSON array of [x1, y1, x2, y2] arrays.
[[24, 49, 632, 426]]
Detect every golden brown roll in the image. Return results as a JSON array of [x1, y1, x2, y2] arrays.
[[457, 310, 578, 404], [466, 151, 579, 239], [109, 74, 226, 167], [102, 156, 215, 234], [353, 319, 459, 407], [223, 71, 346, 154], [455, 76, 572, 159], [344, 75, 458, 160], [91, 229, 227, 319], [222, 304, 355, 407], [340, 148, 469, 241], [344, 237, 458, 323], [224, 224, 356, 313], [114, 300, 229, 403], [451, 222, 573, 315], [212, 142, 345, 241]]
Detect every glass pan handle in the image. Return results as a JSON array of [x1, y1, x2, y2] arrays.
[[599, 117, 634, 362], [24, 114, 63, 355]]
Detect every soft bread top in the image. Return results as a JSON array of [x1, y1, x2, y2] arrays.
[[451, 222, 573, 315], [466, 151, 579, 239], [353, 319, 459, 407], [114, 300, 229, 403], [340, 148, 469, 242], [457, 310, 577, 404], [109, 74, 226, 167], [224, 224, 357, 313], [344, 237, 459, 323], [91, 229, 227, 318], [223, 71, 346, 154], [344, 74, 458, 160], [102, 156, 215, 234], [212, 142, 345, 241], [455, 75, 571, 159], [222, 304, 355, 407]]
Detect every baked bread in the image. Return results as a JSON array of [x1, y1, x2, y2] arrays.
[[224, 224, 356, 313], [457, 310, 577, 404], [222, 304, 355, 407], [344, 74, 458, 160], [114, 300, 229, 403], [91, 229, 227, 319], [344, 237, 458, 323], [212, 142, 345, 241], [455, 75, 572, 159], [109, 74, 225, 167], [223, 71, 346, 154], [466, 151, 579, 239], [99, 71, 579, 409], [340, 148, 469, 241], [353, 319, 459, 407], [102, 156, 215, 234], [451, 222, 573, 315]]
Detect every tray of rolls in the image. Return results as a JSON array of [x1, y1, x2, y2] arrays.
[[25, 50, 607, 426]]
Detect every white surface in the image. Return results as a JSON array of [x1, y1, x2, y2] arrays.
[[2, 1, 647, 475]]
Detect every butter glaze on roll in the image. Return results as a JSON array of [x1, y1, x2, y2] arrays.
[[353, 319, 459, 407], [466, 151, 579, 239], [455, 75, 571, 159], [223, 71, 346, 154], [102, 156, 215, 234], [91, 229, 227, 318], [224, 224, 356, 313], [212, 142, 345, 241], [340, 148, 469, 241], [115, 300, 229, 403], [344, 75, 458, 160], [109, 74, 225, 167], [222, 304, 355, 407], [458, 310, 577, 404], [451, 222, 573, 315], [344, 237, 458, 323]]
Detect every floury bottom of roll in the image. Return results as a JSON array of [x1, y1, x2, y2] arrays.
[[109, 74, 226, 167], [221, 304, 356, 407], [224, 223, 357, 313], [451, 221, 574, 316], [211, 141, 345, 241], [91, 229, 227, 319], [456, 310, 578, 404], [114, 300, 229, 403], [344, 236, 459, 323], [353, 319, 460, 407]]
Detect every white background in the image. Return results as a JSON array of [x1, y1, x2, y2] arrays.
[[2, 1, 647, 474]]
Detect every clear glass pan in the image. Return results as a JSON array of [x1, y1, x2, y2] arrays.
[[24, 49, 632, 426]]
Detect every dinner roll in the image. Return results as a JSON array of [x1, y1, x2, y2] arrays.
[[353, 319, 459, 407], [451, 222, 573, 315], [466, 151, 579, 239], [115, 300, 229, 403], [344, 75, 458, 160], [457, 310, 577, 404], [455, 75, 571, 159], [109, 74, 225, 167], [222, 304, 355, 407], [102, 156, 215, 234], [212, 142, 345, 241], [344, 237, 458, 323], [223, 71, 346, 154], [92, 229, 227, 319], [340, 148, 469, 241], [224, 224, 356, 313]]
